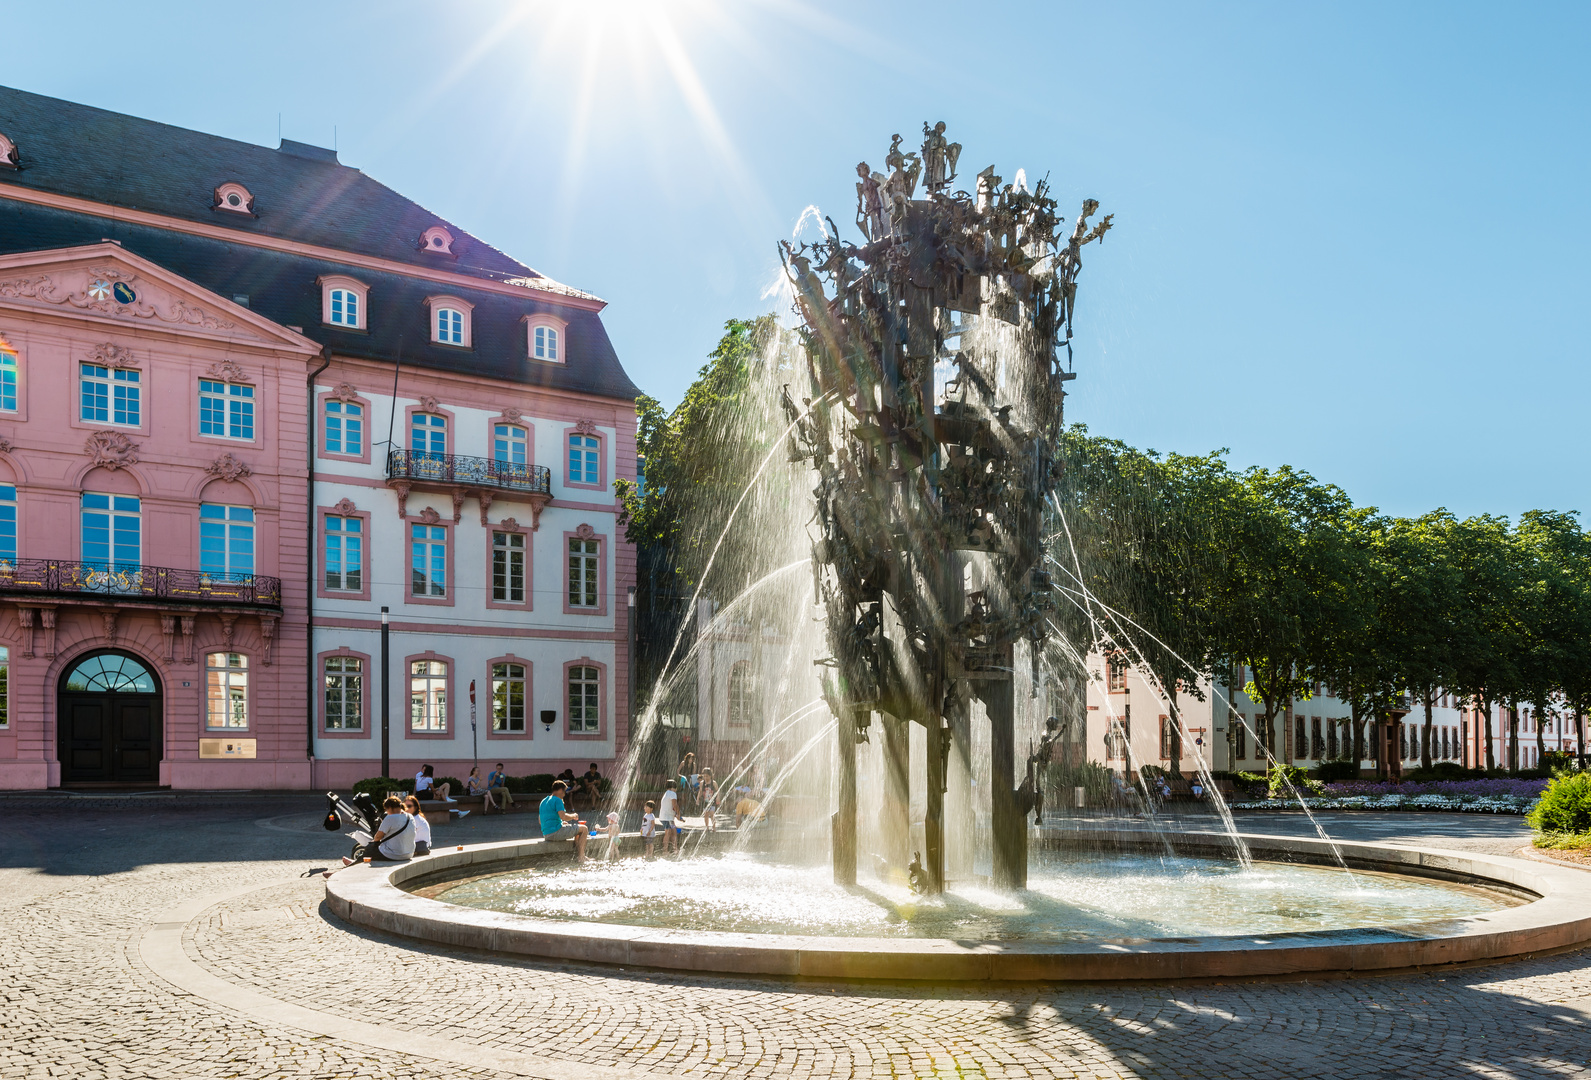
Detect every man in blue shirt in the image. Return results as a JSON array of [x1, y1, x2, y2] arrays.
[[487, 762, 515, 814], [538, 781, 589, 861]]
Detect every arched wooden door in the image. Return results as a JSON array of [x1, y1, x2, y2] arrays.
[[58, 651, 163, 784]]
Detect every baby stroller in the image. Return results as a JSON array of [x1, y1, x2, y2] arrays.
[[323, 791, 383, 858]]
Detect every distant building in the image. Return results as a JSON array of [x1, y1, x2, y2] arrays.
[[0, 87, 639, 789]]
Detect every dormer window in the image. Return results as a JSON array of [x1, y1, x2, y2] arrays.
[[525, 314, 567, 364], [425, 295, 473, 348], [213, 182, 255, 216], [318, 275, 369, 330], [421, 226, 455, 255], [0, 132, 17, 170]]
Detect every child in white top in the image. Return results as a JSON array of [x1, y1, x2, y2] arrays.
[[641, 801, 657, 858], [404, 795, 433, 855], [658, 781, 680, 855]]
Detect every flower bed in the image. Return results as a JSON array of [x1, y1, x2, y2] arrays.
[[1322, 778, 1548, 799], [1232, 792, 1537, 814]]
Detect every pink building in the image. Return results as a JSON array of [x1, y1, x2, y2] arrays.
[[0, 87, 640, 789]]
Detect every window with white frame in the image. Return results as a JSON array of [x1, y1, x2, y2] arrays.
[[0, 484, 14, 563], [324, 655, 363, 731], [568, 432, 598, 485], [329, 287, 360, 327], [494, 424, 527, 465], [532, 324, 559, 361], [493, 531, 525, 603], [435, 307, 464, 345], [81, 363, 140, 426], [728, 662, 755, 727], [325, 399, 363, 455], [199, 379, 254, 439], [199, 504, 255, 578], [568, 535, 599, 608], [568, 665, 599, 734], [410, 413, 446, 478], [325, 515, 363, 591], [492, 662, 526, 733], [205, 652, 248, 729], [0, 345, 17, 412], [410, 659, 447, 732], [411, 523, 446, 597], [82, 493, 140, 571], [0, 645, 7, 728]]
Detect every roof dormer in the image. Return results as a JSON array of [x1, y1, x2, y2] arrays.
[[0, 131, 18, 170], [420, 226, 455, 255], [213, 181, 256, 216]]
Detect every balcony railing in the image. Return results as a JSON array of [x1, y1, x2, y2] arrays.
[[0, 559, 282, 608], [387, 450, 552, 495]]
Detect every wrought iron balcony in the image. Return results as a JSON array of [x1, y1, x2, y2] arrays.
[[0, 559, 282, 608], [387, 450, 552, 495]]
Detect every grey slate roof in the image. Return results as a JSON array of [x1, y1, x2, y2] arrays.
[[0, 86, 639, 401]]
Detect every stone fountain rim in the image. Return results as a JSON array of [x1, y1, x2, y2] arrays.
[[322, 830, 1591, 983]]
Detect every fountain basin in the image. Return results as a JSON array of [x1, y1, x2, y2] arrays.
[[322, 831, 1591, 982]]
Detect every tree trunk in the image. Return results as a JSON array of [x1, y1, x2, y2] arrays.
[[1483, 696, 1496, 772], [1421, 691, 1434, 772], [1534, 702, 1548, 766]]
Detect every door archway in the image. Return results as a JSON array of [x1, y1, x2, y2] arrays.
[[58, 650, 163, 784]]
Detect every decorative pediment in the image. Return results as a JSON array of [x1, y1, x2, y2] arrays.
[[86, 342, 138, 369], [205, 359, 251, 383], [332, 497, 358, 514], [329, 382, 362, 403], [85, 430, 139, 470], [205, 453, 252, 482], [574, 418, 598, 436], [417, 507, 442, 525]]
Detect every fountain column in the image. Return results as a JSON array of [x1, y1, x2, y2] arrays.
[[833, 710, 858, 886], [985, 657, 1028, 891], [880, 712, 910, 871], [923, 719, 947, 894]]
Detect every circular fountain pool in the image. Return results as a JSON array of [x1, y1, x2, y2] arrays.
[[417, 850, 1512, 944]]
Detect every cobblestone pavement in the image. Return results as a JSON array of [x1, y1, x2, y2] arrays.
[[5, 804, 1590, 1079]]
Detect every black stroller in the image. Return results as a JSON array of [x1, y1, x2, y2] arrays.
[[323, 791, 383, 858]]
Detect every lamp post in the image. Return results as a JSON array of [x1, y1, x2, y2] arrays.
[[380, 605, 390, 779]]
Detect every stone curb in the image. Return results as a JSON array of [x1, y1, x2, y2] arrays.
[[325, 831, 1591, 983]]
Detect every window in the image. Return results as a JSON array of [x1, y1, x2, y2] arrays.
[[0, 485, 13, 562], [1106, 655, 1126, 692], [81, 364, 140, 426], [568, 665, 600, 734], [0, 646, 8, 728], [533, 325, 559, 361], [325, 515, 363, 592], [493, 531, 525, 603], [1327, 719, 1339, 760], [0, 346, 16, 411], [494, 424, 528, 465], [324, 656, 363, 731], [1234, 717, 1247, 760], [1294, 716, 1307, 759], [568, 432, 598, 485], [205, 652, 248, 729], [728, 662, 755, 727], [329, 288, 360, 327], [410, 659, 447, 732], [492, 662, 526, 733], [411, 412, 446, 460], [411, 523, 446, 597], [199, 380, 254, 440], [325, 400, 363, 455], [199, 504, 255, 578], [1311, 716, 1323, 760], [1160, 716, 1174, 760], [436, 307, 464, 344], [82, 493, 140, 570], [568, 536, 599, 608]]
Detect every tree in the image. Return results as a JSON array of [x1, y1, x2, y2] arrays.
[[1379, 513, 1464, 773], [1446, 516, 1524, 772]]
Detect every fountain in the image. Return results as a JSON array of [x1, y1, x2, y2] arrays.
[[324, 126, 1591, 981]]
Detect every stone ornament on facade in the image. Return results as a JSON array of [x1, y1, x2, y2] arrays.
[[87, 342, 139, 369], [392, 482, 411, 518], [0, 266, 238, 330], [0, 437, 12, 454], [84, 430, 140, 470], [451, 490, 466, 523], [100, 610, 119, 645], [205, 453, 252, 483], [0, 130, 18, 169], [418, 395, 441, 414], [333, 497, 358, 514], [575, 523, 596, 540], [329, 382, 361, 403], [417, 507, 442, 525], [260, 614, 277, 665], [574, 418, 598, 435], [500, 407, 523, 425], [477, 490, 495, 526], [205, 358, 250, 383], [496, 517, 524, 533]]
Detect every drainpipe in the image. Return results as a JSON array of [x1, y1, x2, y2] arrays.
[[306, 347, 333, 782]]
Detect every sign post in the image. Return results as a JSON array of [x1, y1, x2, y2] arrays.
[[469, 679, 478, 772]]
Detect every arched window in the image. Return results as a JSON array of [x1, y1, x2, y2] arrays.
[[533, 325, 559, 361], [494, 424, 528, 465], [320, 275, 369, 330], [329, 289, 359, 327], [65, 653, 156, 693], [727, 662, 755, 727], [436, 307, 464, 345]]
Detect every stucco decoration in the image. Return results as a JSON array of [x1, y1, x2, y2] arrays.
[[87, 342, 139, 369], [0, 437, 12, 454], [575, 523, 596, 540], [100, 610, 118, 645], [0, 131, 18, 169], [205, 453, 252, 483], [84, 430, 140, 470], [205, 358, 251, 383], [421, 226, 455, 254], [219, 613, 237, 652], [0, 266, 239, 331], [496, 517, 525, 533], [477, 490, 495, 526], [329, 382, 361, 403], [451, 490, 466, 523], [392, 481, 411, 518], [417, 507, 442, 525], [260, 614, 277, 665], [418, 395, 441, 414], [333, 497, 358, 514], [500, 407, 523, 425], [574, 418, 599, 436], [213, 182, 256, 216]]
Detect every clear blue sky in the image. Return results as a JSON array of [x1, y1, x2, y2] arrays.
[[7, 1, 1587, 519]]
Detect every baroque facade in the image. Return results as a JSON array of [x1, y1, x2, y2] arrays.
[[0, 87, 639, 789]]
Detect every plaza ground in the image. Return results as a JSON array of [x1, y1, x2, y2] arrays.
[[3, 802, 1589, 1080]]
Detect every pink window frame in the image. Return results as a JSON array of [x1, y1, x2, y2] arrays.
[[562, 425, 606, 492], [318, 504, 373, 602], [425, 294, 475, 349], [404, 512, 455, 608], [486, 413, 536, 467], [562, 526, 608, 616], [485, 654, 534, 742], [563, 657, 608, 741], [403, 650, 454, 740], [201, 649, 254, 733], [194, 369, 263, 449], [317, 647, 373, 740], [524, 314, 568, 364], [485, 524, 533, 612], [318, 389, 373, 465], [71, 357, 148, 436], [0, 336, 30, 421], [404, 402, 456, 457], [319, 274, 370, 331]]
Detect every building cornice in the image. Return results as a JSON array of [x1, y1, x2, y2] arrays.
[[0, 182, 607, 313]]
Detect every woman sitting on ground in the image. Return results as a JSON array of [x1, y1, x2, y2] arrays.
[[404, 794, 433, 856], [340, 795, 415, 865], [464, 766, 498, 813], [414, 764, 451, 802]]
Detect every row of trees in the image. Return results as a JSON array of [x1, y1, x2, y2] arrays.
[[1053, 429, 1591, 774]]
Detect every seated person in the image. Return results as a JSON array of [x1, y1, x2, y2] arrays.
[[487, 762, 515, 813], [539, 781, 589, 862], [733, 795, 764, 829], [414, 764, 452, 802], [340, 795, 416, 865], [403, 794, 433, 855], [577, 763, 604, 809], [464, 766, 498, 813]]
